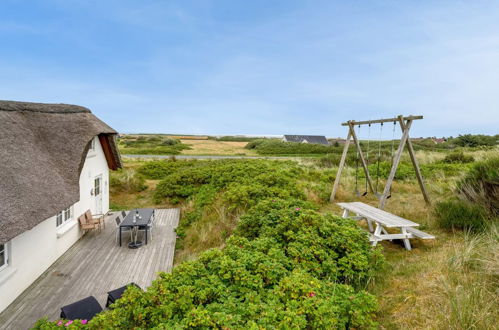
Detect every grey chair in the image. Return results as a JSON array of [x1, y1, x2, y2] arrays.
[[137, 211, 155, 243], [115, 216, 132, 244]]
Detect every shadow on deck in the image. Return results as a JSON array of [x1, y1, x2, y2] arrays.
[[0, 208, 179, 330]]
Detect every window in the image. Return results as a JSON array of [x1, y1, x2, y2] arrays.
[[94, 177, 101, 196], [89, 138, 96, 151], [0, 243, 7, 271], [56, 206, 73, 227]]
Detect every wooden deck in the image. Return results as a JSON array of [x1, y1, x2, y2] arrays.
[[0, 208, 179, 330]]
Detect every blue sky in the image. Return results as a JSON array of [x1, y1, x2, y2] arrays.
[[1, 0, 498, 137]]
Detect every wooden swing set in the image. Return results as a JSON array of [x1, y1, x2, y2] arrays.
[[330, 115, 431, 209]]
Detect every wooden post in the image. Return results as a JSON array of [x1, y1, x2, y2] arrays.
[[378, 116, 412, 209], [399, 119, 431, 205], [330, 126, 352, 202], [349, 123, 376, 195], [331, 114, 428, 208]]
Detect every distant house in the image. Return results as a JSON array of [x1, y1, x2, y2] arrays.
[[0, 101, 122, 313], [431, 137, 447, 144], [283, 135, 329, 145]]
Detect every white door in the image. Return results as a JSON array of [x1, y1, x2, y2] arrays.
[[94, 175, 103, 215]]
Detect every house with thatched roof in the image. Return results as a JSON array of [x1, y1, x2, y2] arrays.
[[0, 100, 122, 313]]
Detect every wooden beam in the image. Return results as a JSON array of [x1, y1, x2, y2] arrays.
[[399, 119, 431, 205], [349, 122, 376, 195], [330, 127, 352, 202], [378, 116, 412, 209], [98, 135, 119, 170], [341, 115, 423, 126]]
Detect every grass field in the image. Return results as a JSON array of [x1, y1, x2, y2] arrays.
[[179, 139, 258, 156], [108, 144, 498, 329]]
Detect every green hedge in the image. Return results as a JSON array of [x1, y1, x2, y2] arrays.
[[246, 139, 339, 155], [34, 199, 382, 329]]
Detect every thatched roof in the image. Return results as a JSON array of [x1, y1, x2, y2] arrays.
[[0, 100, 122, 244]]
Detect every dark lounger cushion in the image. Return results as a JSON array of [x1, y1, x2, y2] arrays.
[[60, 296, 103, 320], [106, 283, 141, 307]]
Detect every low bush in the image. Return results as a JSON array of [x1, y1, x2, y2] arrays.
[[118, 136, 190, 155], [457, 156, 499, 216], [246, 139, 338, 155], [34, 200, 382, 329], [434, 199, 488, 232], [442, 151, 474, 164], [212, 136, 260, 142], [452, 134, 498, 147], [421, 162, 471, 178], [137, 160, 196, 179]]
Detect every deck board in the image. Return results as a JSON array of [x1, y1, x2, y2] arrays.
[[0, 208, 179, 330]]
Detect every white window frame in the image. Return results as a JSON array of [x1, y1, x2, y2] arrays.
[[90, 138, 96, 151], [56, 206, 73, 227], [0, 243, 8, 272]]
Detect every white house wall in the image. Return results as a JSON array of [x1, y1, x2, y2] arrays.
[[0, 136, 110, 313]]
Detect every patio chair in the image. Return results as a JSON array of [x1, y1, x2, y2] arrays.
[[78, 215, 98, 234], [137, 211, 155, 242], [85, 210, 104, 229], [115, 216, 133, 244], [121, 210, 127, 219], [106, 283, 142, 308], [60, 296, 103, 320]]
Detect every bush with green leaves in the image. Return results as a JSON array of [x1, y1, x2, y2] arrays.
[[137, 159, 196, 179], [452, 134, 498, 147], [442, 151, 474, 164], [34, 200, 382, 329], [246, 139, 338, 155], [457, 156, 499, 216], [118, 136, 190, 155]]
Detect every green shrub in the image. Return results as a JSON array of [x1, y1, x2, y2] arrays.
[[246, 139, 338, 155], [118, 136, 190, 155], [137, 160, 196, 179], [34, 201, 382, 329], [212, 136, 260, 142], [442, 151, 475, 164], [452, 134, 498, 147], [457, 156, 499, 216], [421, 163, 471, 178], [161, 138, 180, 146], [434, 199, 488, 232]]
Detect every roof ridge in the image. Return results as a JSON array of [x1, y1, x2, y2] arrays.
[[0, 100, 91, 114]]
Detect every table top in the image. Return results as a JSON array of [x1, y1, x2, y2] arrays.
[[120, 208, 154, 227], [337, 202, 419, 228]]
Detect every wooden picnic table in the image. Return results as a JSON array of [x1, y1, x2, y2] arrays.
[[337, 202, 434, 250]]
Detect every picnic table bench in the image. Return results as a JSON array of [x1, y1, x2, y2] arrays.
[[337, 202, 434, 250]]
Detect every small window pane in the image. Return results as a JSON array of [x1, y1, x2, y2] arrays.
[[64, 208, 71, 221], [56, 212, 63, 226], [0, 244, 5, 267], [94, 178, 101, 196]]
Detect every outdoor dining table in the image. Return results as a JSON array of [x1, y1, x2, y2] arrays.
[[119, 208, 155, 247]]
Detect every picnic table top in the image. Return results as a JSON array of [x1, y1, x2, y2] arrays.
[[337, 202, 419, 228]]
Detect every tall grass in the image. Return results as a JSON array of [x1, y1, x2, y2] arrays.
[[444, 225, 499, 329], [457, 156, 499, 216]]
